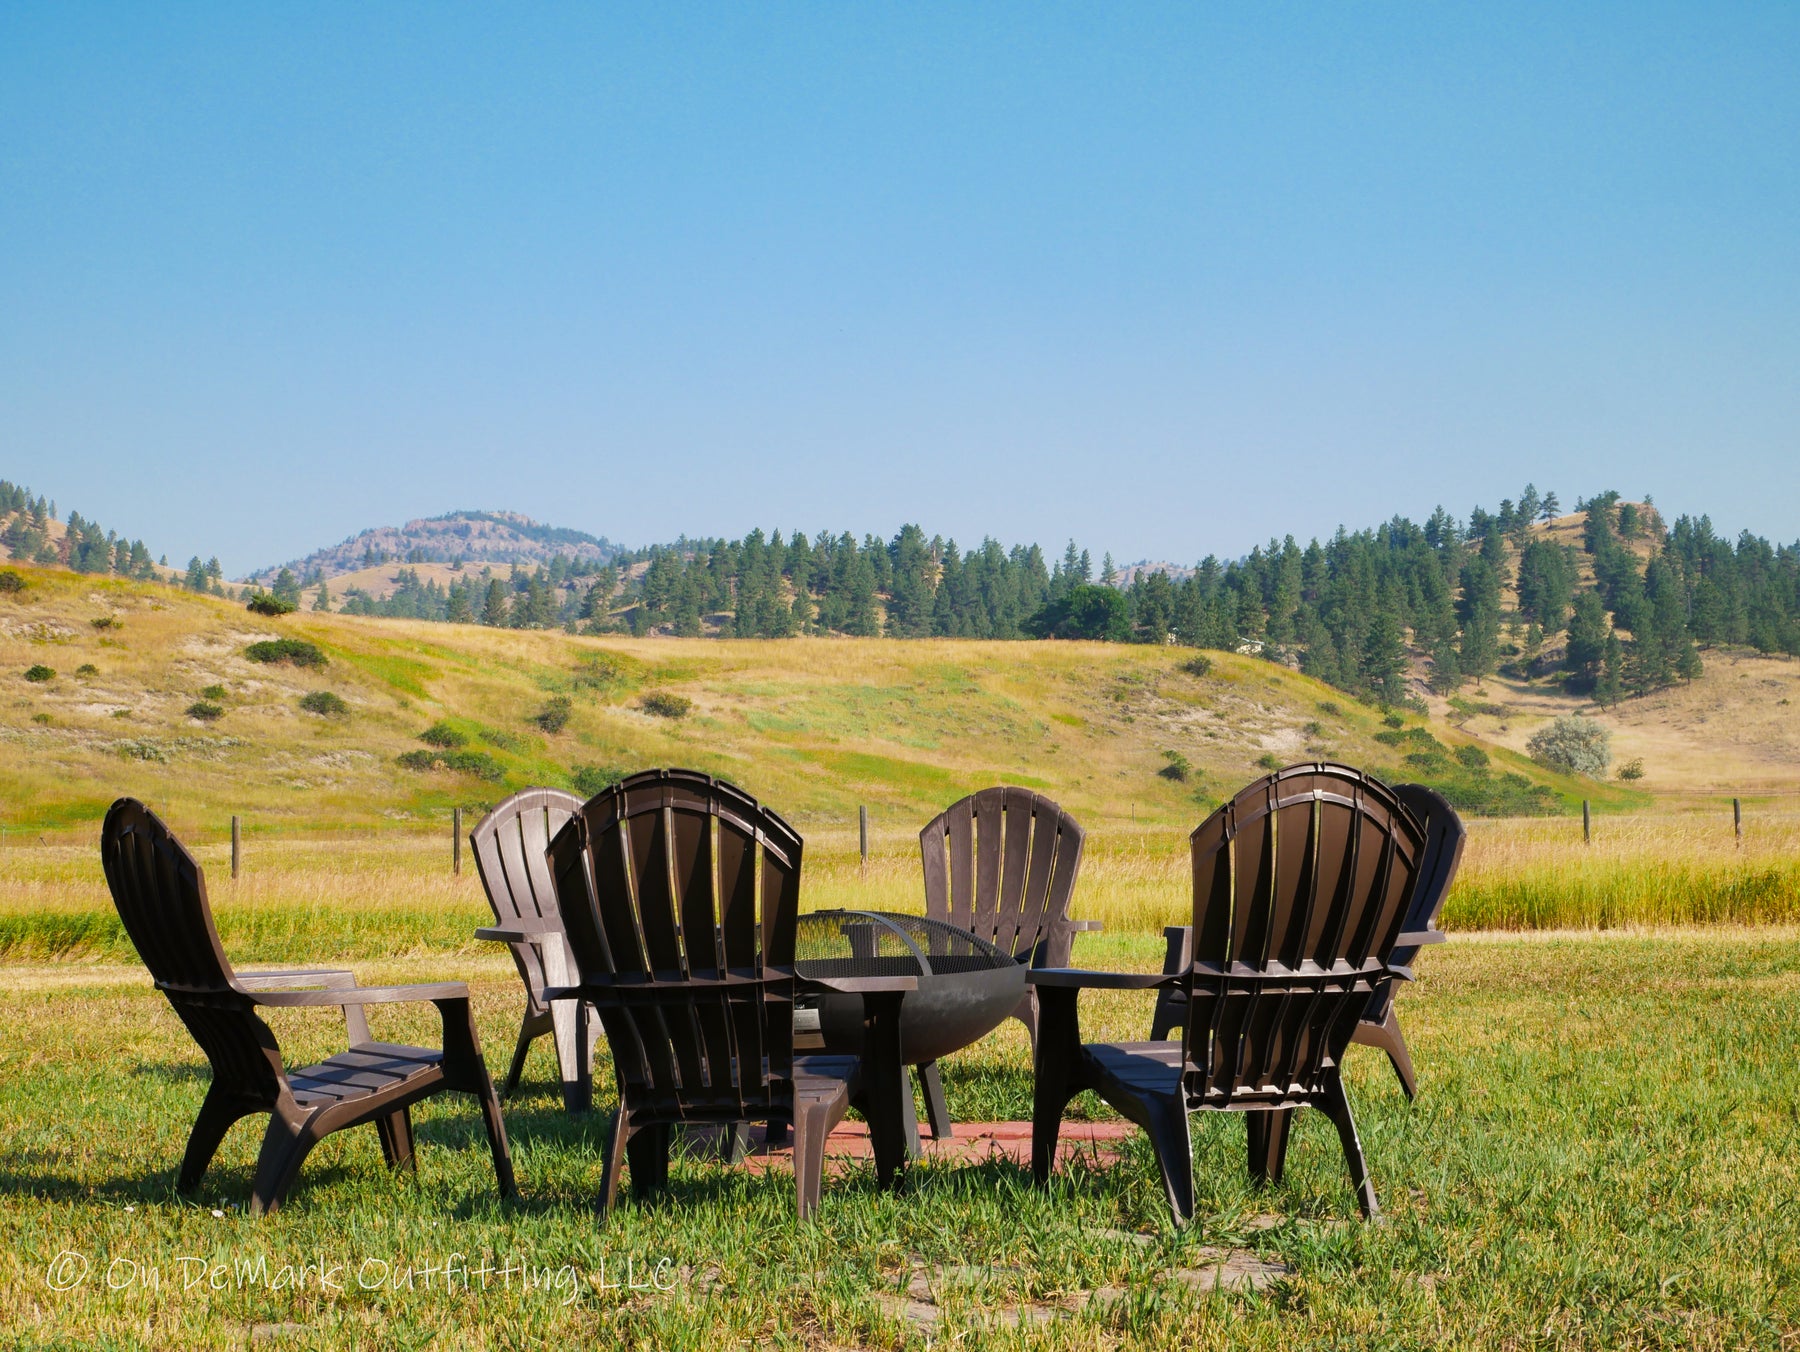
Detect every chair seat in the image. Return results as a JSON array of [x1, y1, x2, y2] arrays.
[[793, 1053, 861, 1097], [1086, 1040, 1184, 1095], [287, 1042, 444, 1110]]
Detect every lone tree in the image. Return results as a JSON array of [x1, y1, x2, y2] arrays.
[[1527, 715, 1613, 777]]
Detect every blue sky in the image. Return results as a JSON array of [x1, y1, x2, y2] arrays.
[[2, 4, 1796, 576]]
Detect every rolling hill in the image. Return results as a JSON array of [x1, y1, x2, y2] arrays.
[[0, 562, 1660, 842], [244, 510, 621, 586]]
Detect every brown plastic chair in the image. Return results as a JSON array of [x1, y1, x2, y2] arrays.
[[914, 787, 1096, 1136], [469, 787, 595, 1110], [1149, 781, 1464, 1099], [535, 769, 914, 1219], [1031, 764, 1425, 1223], [100, 798, 516, 1215]]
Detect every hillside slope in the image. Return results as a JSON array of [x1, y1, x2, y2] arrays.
[[245, 510, 620, 585], [0, 564, 1632, 839]]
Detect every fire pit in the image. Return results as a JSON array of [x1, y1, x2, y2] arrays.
[[794, 909, 1024, 1068]]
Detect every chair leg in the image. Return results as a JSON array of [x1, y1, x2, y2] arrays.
[[596, 1107, 631, 1217], [626, 1122, 670, 1200], [1354, 1008, 1419, 1100], [1148, 991, 1186, 1042], [249, 1103, 317, 1217], [473, 1073, 518, 1199], [1029, 987, 1083, 1188], [1246, 1107, 1295, 1185], [178, 1089, 251, 1193], [501, 1013, 535, 1099], [375, 1108, 416, 1172], [897, 1064, 922, 1160], [792, 1095, 834, 1220], [1319, 1070, 1380, 1219], [916, 1061, 953, 1140], [1143, 1094, 1195, 1225]]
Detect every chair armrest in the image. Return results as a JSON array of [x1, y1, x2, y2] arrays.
[[236, 968, 357, 992], [798, 974, 918, 996], [252, 981, 470, 1008], [1067, 920, 1104, 933], [1027, 968, 1175, 990], [476, 924, 561, 944], [1396, 929, 1449, 947], [1389, 964, 1416, 983]]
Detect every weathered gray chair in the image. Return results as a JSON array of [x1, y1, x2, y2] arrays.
[[1150, 781, 1463, 1098], [537, 768, 915, 1219], [1032, 764, 1425, 1223], [914, 787, 1096, 1137], [470, 787, 595, 1110], [101, 797, 515, 1215]]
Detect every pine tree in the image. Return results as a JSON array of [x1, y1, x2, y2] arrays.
[[481, 578, 509, 626], [1595, 633, 1625, 707], [313, 580, 332, 612]]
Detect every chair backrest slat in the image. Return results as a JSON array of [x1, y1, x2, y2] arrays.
[[548, 769, 802, 1116], [920, 787, 1086, 965], [1182, 765, 1423, 1106]]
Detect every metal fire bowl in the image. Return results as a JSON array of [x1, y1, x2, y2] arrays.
[[810, 960, 1025, 1066]]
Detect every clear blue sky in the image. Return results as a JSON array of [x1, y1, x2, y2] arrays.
[[3, 4, 1796, 576]]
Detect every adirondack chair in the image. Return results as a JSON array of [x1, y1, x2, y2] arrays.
[[1031, 764, 1425, 1222], [914, 787, 1095, 1137], [100, 798, 515, 1215], [469, 787, 595, 1110], [1148, 781, 1464, 1098], [531, 769, 914, 1219]]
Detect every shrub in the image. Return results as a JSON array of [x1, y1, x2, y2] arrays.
[[244, 638, 326, 668], [1178, 655, 1213, 678], [0, 569, 24, 593], [1617, 758, 1645, 781], [573, 654, 636, 692], [1255, 752, 1282, 771], [299, 691, 349, 717], [1303, 721, 1324, 737], [1454, 744, 1491, 771], [245, 591, 297, 616], [23, 665, 53, 682], [1317, 701, 1342, 717], [395, 749, 503, 782], [533, 695, 573, 734], [75, 663, 98, 677], [481, 727, 530, 753], [200, 684, 227, 700], [640, 691, 692, 719], [1527, 715, 1612, 777], [90, 616, 119, 630], [185, 700, 224, 722], [1158, 750, 1191, 782], [32, 712, 52, 725], [419, 721, 468, 748], [572, 764, 628, 797], [1383, 713, 1405, 729]]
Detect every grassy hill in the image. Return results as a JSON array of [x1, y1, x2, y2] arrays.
[[0, 562, 1622, 841]]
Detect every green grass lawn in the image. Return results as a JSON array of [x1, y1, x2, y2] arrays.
[[1, 929, 1795, 1349]]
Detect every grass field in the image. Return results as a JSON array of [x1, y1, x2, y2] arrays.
[[1, 930, 1795, 1349]]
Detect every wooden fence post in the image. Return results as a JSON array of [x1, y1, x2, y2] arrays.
[[859, 805, 869, 869], [1582, 800, 1591, 846], [453, 806, 463, 875], [231, 815, 241, 878], [1733, 798, 1741, 846]]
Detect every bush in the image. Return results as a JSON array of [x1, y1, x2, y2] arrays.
[[299, 691, 349, 717], [1454, 744, 1491, 771], [573, 654, 636, 692], [419, 721, 468, 748], [572, 764, 628, 797], [0, 569, 24, 593], [75, 663, 98, 677], [1383, 713, 1405, 729], [640, 691, 692, 719], [185, 700, 224, 722], [1255, 752, 1282, 771], [23, 665, 53, 682], [90, 616, 119, 630], [244, 638, 326, 668], [1178, 655, 1213, 678], [395, 748, 503, 782], [481, 727, 530, 753], [200, 684, 227, 700], [1617, 757, 1645, 781], [533, 695, 573, 734], [1158, 750, 1191, 782], [245, 591, 297, 616], [1527, 715, 1612, 777], [1317, 701, 1342, 717]]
